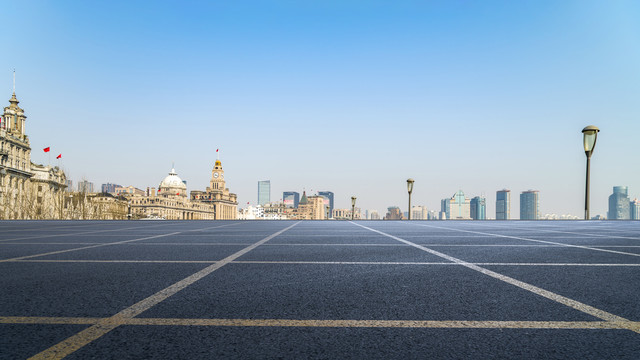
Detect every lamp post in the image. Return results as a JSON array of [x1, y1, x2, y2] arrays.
[[351, 196, 356, 220], [582, 125, 600, 220], [407, 178, 414, 220]]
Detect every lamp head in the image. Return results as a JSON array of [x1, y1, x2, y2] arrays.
[[582, 125, 600, 156], [407, 178, 415, 193], [351, 196, 356, 207]]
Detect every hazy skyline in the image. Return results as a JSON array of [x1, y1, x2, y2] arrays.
[[4, 1, 639, 218]]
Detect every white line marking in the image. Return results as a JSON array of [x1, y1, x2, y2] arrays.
[[351, 222, 637, 328], [407, 223, 640, 258], [29, 222, 300, 360], [0, 223, 241, 263]]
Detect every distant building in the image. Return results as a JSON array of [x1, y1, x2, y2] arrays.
[[287, 191, 325, 220], [115, 185, 145, 196], [470, 196, 486, 220], [443, 190, 471, 220], [258, 180, 270, 206], [496, 189, 511, 220], [65, 179, 73, 192], [101, 183, 121, 194], [440, 198, 451, 220], [520, 190, 540, 220], [369, 210, 380, 220], [77, 180, 94, 193], [318, 191, 334, 215], [411, 205, 429, 220], [283, 191, 300, 208], [608, 186, 630, 220], [630, 199, 639, 220], [384, 206, 404, 220]]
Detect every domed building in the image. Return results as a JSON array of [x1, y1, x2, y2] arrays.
[[129, 167, 217, 220], [129, 160, 238, 220], [158, 168, 187, 197]]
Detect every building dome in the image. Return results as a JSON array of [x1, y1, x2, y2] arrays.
[[158, 168, 187, 196]]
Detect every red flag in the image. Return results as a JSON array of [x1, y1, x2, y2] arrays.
[[216, 149, 219, 152], [56, 154, 62, 159], [43, 147, 50, 153]]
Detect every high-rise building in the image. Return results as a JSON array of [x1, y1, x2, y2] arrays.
[[411, 206, 429, 220], [440, 198, 451, 220], [470, 196, 486, 220], [520, 190, 540, 220], [496, 189, 511, 220], [65, 180, 73, 192], [608, 186, 630, 220], [318, 191, 334, 215], [101, 183, 121, 194], [369, 210, 380, 220], [442, 190, 471, 220], [630, 199, 640, 220], [257, 180, 270, 206], [77, 180, 94, 193], [283, 191, 300, 208], [384, 206, 403, 220]]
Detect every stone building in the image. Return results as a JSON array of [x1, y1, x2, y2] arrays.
[[0, 90, 67, 219], [190, 159, 238, 219], [130, 159, 238, 220]]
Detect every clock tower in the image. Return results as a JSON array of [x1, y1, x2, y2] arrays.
[[207, 159, 225, 192]]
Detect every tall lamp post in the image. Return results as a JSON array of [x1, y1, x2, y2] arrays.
[[351, 196, 357, 220], [582, 125, 600, 220], [407, 178, 414, 220]]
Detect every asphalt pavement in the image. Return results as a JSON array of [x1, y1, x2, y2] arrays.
[[1, 220, 639, 359]]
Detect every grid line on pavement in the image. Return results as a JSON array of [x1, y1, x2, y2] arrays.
[[28, 222, 300, 360], [352, 222, 639, 333], [2, 316, 638, 332]]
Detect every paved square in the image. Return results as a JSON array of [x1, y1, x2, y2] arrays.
[[1, 220, 639, 359]]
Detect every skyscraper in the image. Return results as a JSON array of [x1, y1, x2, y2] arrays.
[[496, 189, 511, 220], [257, 180, 270, 206], [608, 186, 630, 220], [470, 196, 486, 220], [101, 183, 121, 194], [520, 190, 540, 220], [318, 191, 334, 215], [442, 190, 471, 220], [630, 198, 640, 220], [283, 191, 300, 208]]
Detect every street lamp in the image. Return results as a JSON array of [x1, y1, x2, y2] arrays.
[[351, 196, 357, 220], [407, 178, 415, 220], [582, 125, 600, 220]]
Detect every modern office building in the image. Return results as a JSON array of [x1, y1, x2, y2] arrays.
[[608, 186, 630, 220], [77, 180, 95, 193], [520, 190, 540, 220], [411, 205, 429, 220], [283, 191, 300, 208], [441, 190, 471, 220], [630, 198, 640, 220], [440, 198, 451, 220], [101, 183, 121, 194], [369, 210, 380, 220], [318, 191, 334, 215], [257, 180, 270, 206], [470, 196, 486, 220], [496, 189, 511, 220], [384, 206, 403, 220]]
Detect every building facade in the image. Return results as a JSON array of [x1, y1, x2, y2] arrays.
[[283, 191, 300, 208], [630, 198, 640, 220], [1, 90, 67, 219], [101, 183, 121, 194], [190, 159, 238, 219], [608, 186, 630, 220], [258, 180, 270, 206], [520, 190, 540, 220], [470, 196, 486, 220], [444, 190, 471, 220], [318, 191, 334, 215], [496, 189, 511, 220], [384, 206, 404, 220]]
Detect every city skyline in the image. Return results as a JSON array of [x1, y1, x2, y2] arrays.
[[4, 1, 639, 217]]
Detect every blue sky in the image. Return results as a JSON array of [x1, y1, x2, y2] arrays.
[[4, 0, 640, 217]]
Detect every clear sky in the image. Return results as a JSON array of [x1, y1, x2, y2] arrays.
[[3, 0, 639, 218]]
